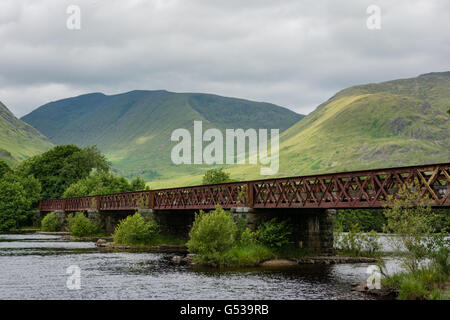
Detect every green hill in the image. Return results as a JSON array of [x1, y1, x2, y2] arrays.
[[224, 72, 450, 182], [0, 101, 53, 165], [22, 90, 303, 185]]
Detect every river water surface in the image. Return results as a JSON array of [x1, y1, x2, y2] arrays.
[[0, 233, 400, 300]]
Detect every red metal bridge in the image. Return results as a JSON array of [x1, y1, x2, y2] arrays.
[[39, 163, 450, 212]]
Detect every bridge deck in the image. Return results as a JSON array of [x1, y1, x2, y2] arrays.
[[39, 163, 450, 212]]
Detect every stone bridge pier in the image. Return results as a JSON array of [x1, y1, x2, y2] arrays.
[[41, 207, 335, 254]]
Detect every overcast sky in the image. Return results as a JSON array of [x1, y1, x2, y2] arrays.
[[0, 0, 449, 117]]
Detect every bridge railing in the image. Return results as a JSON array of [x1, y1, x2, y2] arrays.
[[39, 163, 450, 212], [153, 182, 248, 210], [251, 163, 450, 208]]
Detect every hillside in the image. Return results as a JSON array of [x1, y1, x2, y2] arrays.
[[221, 72, 450, 183], [0, 101, 53, 165], [22, 90, 303, 183]]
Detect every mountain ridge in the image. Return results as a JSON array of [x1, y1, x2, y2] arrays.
[[22, 90, 304, 182], [0, 101, 53, 165]]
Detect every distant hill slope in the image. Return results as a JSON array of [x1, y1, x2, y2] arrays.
[[0, 101, 53, 165], [22, 90, 303, 182], [222, 72, 450, 183]]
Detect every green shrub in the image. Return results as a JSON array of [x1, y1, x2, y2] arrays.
[[187, 206, 237, 255], [113, 213, 159, 245], [256, 218, 292, 248], [67, 212, 100, 237], [239, 227, 257, 246], [233, 216, 248, 244], [432, 247, 450, 275], [202, 168, 232, 185], [383, 264, 449, 300], [335, 209, 387, 232], [398, 278, 428, 300], [41, 212, 60, 232], [384, 180, 444, 272]]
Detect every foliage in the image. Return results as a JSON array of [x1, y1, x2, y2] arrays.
[[41, 212, 61, 232], [187, 206, 317, 267], [383, 180, 447, 272], [194, 244, 274, 268], [67, 212, 100, 237], [334, 223, 382, 257], [233, 216, 248, 244], [383, 264, 449, 300], [130, 176, 147, 191], [187, 206, 237, 255], [0, 172, 41, 231], [113, 213, 159, 245], [335, 209, 387, 232], [0, 160, 12, 179], [16, 145, 110, 199], [63, 171, 147, 198], [255, 218, 292, 248], [239, 228, 258, 246], [202, 168, 232, 185]]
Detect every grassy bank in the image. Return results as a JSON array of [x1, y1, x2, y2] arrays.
[[382, 266, 449, 300], [192, 245, 315, 268]]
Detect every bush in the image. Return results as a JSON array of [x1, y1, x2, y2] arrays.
[[383, 263, 449, 300], [256, 218, 292, 248], [398, 278, 428, 300], [187, 206, 237, 255], [430, 246, 450, 276], [239, 228, 258, 246], [384, 180, 446, 272], [233, 216, 248, 244], [202, 169, 232, 185], [113, 213, 159, 245], [41, 212, 61, 232], [334, 224, 382, 256], [335, 209, 387, 232], [63, 171, 147, 198], [67, 212, 100, 237]]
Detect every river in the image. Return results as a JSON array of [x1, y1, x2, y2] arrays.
[[0, 233, 402, 300]]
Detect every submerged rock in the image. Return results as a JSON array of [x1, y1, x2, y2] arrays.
[[96, 239, 107, 247], [260, 259, 297, 267], [351, 282, 397, 298]]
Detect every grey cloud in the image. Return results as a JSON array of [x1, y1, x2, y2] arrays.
[[0, 0, 449, 117]]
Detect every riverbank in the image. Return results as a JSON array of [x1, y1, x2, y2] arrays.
[[171, 253, 378, 267]]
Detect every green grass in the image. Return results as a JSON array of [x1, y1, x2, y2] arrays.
[[17, 72, 450, 188], [224, 72, 450, 184], [382, 265, 450, 300], [0, 101, 53, 164], [21, 90, 303, 184], [193, 244, 275, 268], [112, 234, 186, 247], [193, 245, 316, 268]]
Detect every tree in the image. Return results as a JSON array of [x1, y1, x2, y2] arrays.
[[130, 176, 147, 191], [16, 145, 110, 199], [187, 206, 237, 255], [202, 168, 232, 185], [0, 160, 12, 179], [0, 172, 39, 231], [63, 171, 147, 198], [383, 180, 446, 272]]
